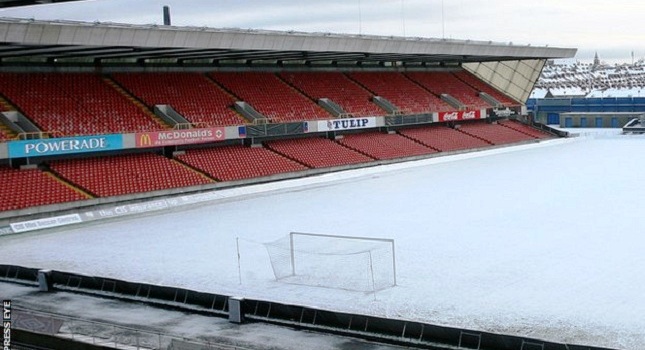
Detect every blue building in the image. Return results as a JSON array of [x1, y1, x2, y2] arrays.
[[527, 97, 645, 126]]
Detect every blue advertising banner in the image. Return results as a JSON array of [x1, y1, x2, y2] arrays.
[[8, 134, 123, 158]]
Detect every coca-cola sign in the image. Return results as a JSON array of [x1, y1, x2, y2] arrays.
[[438, 110, 483, 122], [462, 110, 477, 119], [442, 112, 459, 121]]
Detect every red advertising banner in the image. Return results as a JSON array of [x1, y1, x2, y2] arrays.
[[136, 128, 226, 148], [438, 110, 483, 122]]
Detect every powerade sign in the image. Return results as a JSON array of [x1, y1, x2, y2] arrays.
[[8, 134, 123, 158]]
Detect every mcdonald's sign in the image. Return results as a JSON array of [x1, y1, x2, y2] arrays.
[[138, 133, 153, 147], [135, 128, 226, 148]]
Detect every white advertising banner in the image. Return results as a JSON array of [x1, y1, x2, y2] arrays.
[[317, 117, 377, 132], [10, 214, 82, 233]]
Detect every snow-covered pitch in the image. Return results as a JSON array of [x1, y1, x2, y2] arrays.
[[1, 131, 644, 349]]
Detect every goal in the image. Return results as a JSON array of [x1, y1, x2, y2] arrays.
[[263, 232, 396, 292]]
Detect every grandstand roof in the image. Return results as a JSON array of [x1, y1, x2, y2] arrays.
[[0, 17, 575, 65], [0, 18, 576, 103], [0, 0, 85, 8]]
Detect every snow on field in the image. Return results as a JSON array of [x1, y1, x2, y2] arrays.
[[1, 132, 645, 349]]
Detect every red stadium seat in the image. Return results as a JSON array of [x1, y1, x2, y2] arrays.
[[49, 153, 213, 197], [279, 72, 384, 117], [456, 120, 538, 145], [498, 120, 553, 139], [399, 125, 491, 151], [111, 72, 245, 127], [210, 72, 331, 122], [265, 137, 374, 168], [176, 145, 308, 181], [0, 166, 87, 211], [347, 72, 453, 114], [406, 71, 491, 110], [336, 132, 437, 160], [0, 73, 163, 136]]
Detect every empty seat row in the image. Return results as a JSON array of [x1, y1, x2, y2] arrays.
[[49, 153, 212, 197], [279, 72, 385, 117], [0, 166, 87, 211], [347, 72, 453, 114], [336, 131, 437, 160], [209, 72, 331, 122], [457, 120, 537, 145], [111, 72, 245, 127], [265, 137, 374, 168], [0, 73, 163, 136], [498, 120, 552, 139], [398, 125, 491, 152], [406, 72, 491, 110], [176, 145, 308, 181]]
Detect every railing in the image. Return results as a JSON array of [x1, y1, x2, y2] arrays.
[[531, 121, 569, 137], [384, 113, 433, 126], [252, 118, 270, 125], [0, 265, 618, 350], [12, 307, 249, 350], [172, 123, 194, 130], [16, 131, 61, 140]]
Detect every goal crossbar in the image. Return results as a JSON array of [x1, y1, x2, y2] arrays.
[[264, 232, 397, 292], [290, 231, 397, 286]]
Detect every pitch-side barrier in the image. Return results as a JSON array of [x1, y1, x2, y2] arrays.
[[0, 264, 616, 350]]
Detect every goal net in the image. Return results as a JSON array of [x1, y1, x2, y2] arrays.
[[263, 232, 396, 292]]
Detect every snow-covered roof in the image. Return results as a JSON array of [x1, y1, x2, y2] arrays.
[[534, 59, 645, 98]]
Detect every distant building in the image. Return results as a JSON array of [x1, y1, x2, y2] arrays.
[[593, 52, 600, 68]]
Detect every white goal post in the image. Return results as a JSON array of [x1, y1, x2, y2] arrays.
[[263, 232, 397, 292]]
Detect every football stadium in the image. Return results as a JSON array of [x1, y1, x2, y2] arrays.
[[0, 3, 643, 350]]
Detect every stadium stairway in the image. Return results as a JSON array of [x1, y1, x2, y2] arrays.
[[0, 94, 18, 141], [346, 72, 453, 114], [405, 71, 490, 110], [201, 73, 251, 125], [102, 77, 170, 130], [264, 137, 375, 168], [397, 125, 489, 152], [175, 144, 309, 182], [111, 72, 247, 127], [498, 119, 553, 139], [48, 153, 214, 198], [169, 156, 216, 182], [209, 72, 331, 122], [277, 72, 385, 117], [0, 121, 14, 141], [0, 166, 89, 211], [0, 94, 14, 111], [456, 120, 535, 145], [454, 125, 495, 145], [336, 131, 437, 160], [42, 169, 94, 199]]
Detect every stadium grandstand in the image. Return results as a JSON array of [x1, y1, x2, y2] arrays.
[[0, 18, 574, 218], [0, 16, 580, 350]]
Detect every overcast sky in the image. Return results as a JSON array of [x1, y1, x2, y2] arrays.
[[1, 0, 644, 63]]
